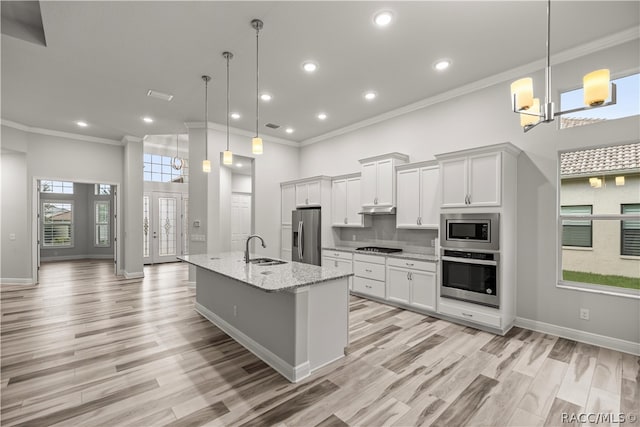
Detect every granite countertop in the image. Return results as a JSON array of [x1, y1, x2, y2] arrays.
[[178, 252, 353, 293], [323, 246, 438, 262]]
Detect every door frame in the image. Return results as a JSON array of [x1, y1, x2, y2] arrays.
[[32, 177, 122, 283]]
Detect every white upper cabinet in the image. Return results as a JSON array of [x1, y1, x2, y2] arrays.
[[332, 174, 370, 227], [359, 153, 409, 207], [296, 180, 322, 207], [438, 151, 501, 208], [396, 161, 439, 229], [281, 184, 295, 225]]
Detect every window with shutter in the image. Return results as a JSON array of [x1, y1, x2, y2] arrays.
[[621, 204, 640, 256]]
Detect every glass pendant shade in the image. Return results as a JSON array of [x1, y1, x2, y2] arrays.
[[583, 69, 610, 106], [520, 98, 540, 127], [511, 78, 534, 111], [252, 137, 263, 155], [202, 159, 211, 173], [223, 150, 233, 165]]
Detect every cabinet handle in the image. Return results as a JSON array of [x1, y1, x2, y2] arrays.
[[461, 312, 473, 318], [365, 285, 372, 289], [374, 197, 378, 205], [419, 217, 422, 225], [365, 269, 372, 273], [306, 198, 309, 204], [344, 217, 348, 224], [409, 272, 413, 280], [416, 217, 420, 225], [406, 262, 414, 267], [407, 272, 410, 280], [334, 253, 340, 256], [334, 260, 338, 268]]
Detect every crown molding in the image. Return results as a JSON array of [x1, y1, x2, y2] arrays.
[[1, 119, 124, 146], [121, 135, 143, 144], [184, 121, 299, 148], [300, 26, 640, 147]]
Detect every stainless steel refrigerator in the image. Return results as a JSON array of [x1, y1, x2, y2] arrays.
[[292, 208, 321, 266]]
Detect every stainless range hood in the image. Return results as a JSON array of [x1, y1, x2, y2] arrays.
[[358, 206, 396, 215]]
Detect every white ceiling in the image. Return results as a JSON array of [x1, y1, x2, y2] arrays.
[[2, 1, 638, 145]]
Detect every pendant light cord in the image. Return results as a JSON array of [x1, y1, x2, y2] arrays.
[[255, 25, 260, 138], [545, 0, 552, 106], [204, 77, 209, 160], [226, 54, 230, 151]]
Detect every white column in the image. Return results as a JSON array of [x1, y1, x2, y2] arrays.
[[122, 135, 144, 278]]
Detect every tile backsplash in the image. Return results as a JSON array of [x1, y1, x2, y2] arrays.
[[335, 215, 438, 254]]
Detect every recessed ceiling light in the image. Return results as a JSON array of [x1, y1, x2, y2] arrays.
[[285, 127, 294, 134], [236, 163, 243, 168], [231, 112, 240, 119], [374, 11, 393, 27], [364, 91, 377, 101], [76, 121, 88, 127], [302, 61, 318, 73], [143, 117, 154, 123], [260, 93, 272, 102], [433, 59, 452, 71], [317, 113, 327, 120]]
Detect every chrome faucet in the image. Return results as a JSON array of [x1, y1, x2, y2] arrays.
[[245, 234, 266, 263]]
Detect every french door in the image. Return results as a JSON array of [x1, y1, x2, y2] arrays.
[[143, 192, 185, 264]]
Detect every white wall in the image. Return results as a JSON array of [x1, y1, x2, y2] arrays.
[[232, 174, 252, 193], [299, 39, 640, 344]]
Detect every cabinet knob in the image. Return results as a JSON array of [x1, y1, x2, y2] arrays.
[[461, 312, 473, 318]]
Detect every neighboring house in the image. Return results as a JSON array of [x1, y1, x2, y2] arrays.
[[560, 142, 640, 279]]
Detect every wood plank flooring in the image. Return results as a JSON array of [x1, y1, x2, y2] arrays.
[[1, 260, 638, 426]]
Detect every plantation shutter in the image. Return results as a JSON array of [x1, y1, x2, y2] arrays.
[[622, 204, 640, 256], [561, 205, 592, 247]]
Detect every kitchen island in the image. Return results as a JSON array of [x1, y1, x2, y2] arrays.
[[178, 252, 352, 383]]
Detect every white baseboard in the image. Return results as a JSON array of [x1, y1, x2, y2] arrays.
[[41, 255, 114, 262], [195, 302, 309, 382], [123, 271, 144, 279], [515, 317, 640, 356], [0, 277, 34, 285]]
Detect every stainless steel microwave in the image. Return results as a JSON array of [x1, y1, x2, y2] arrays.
[[441, 213, 499, 251]]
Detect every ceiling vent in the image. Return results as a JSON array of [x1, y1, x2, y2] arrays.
[[265, 123, 280, 129], [147, 90, 174, 102]]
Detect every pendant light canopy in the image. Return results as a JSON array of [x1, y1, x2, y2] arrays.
[[251, 18, 264, 155], [172, 134, 184, 170], [222, 51, 234, 166], [510, 0, 617, 132], [201, 75, 212, 173]]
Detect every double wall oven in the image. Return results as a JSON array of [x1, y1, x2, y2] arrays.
[[440, 213, 500, 308]]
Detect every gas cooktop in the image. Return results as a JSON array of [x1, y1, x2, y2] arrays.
[[355, 246, 403, 254]]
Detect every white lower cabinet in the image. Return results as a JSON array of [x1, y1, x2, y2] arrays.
[[352, 253, 386, 299], [322, 250, 353, 290], [386, 258, 436, 312], [280, 226, 292, 261], [353, 277, 385, 299], [437, 298, 501, 328]]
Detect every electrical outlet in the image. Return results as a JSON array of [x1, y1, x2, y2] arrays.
[[430, 239, 435, 247], [580, 308, 590, 320], [233, 305, 237, 317]]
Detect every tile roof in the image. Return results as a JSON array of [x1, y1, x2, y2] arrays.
[[561, 142, 640, 176]]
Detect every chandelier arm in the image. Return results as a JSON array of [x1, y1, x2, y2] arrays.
[[554, 82, 617, 117]]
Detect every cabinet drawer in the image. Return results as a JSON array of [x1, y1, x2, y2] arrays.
[[322, 250, 353, 261], [353, 277, 385, 299], [386, 258, 435, 272], [353, 253, 386, 264], [354, 261, 385, 281], [438, 300, 501, 328]]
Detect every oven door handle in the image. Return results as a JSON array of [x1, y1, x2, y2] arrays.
[[441, 256, 497, 266]]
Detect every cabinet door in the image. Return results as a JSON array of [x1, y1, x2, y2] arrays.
[[376, 159, 394, 206], [440, 158, 468, 207], [295, 183, 308, 206], [396, 168, 420, 228], [346, 177, 362, 226], [419, 166, 440, 227], [281, 225, 292, 259], [411, 270, 436, 311], [468, 152, 501, 206], [332, 179, 347, 225], [307, 180, 322, 206], [281, 185, 295, 225], [387, 266, 410, 304], [360, 162, 377, 206]]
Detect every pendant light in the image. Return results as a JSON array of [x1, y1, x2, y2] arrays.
[[222, 51, 234, 165], [171, 134, 184, 170], [510, 0, 617, 132], [202, 75, 212, 173], [251, 19, 264, 155]]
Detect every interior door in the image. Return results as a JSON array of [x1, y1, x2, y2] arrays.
[[231, 193, 252, 252], [143, 192, 182, 264]]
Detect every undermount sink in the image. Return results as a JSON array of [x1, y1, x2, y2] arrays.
[[249, 257, 287, 266]]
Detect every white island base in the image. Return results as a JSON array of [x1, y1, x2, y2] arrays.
[[194, 267, 349, 383]]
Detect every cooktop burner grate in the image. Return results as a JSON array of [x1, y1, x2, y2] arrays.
[[355, 246, 402, 254]]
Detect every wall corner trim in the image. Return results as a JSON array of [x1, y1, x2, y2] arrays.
[[515, 316, 640, 356]]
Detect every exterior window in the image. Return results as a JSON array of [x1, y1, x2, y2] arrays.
[[42, 201, 73, 247], [621, 204, 640, 256], [561, 205, 592, 248], [95, 201, 110, 247], [559, 142, 640, 294], [95, 184, 111, 195], [560, 72, 640, 129], [143, 153, 188, 183], [40, 180, 74, 194]]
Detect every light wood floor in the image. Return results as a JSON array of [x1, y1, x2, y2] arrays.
[[1, 260, 638, 427]]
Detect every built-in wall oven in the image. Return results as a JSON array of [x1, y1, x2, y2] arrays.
[[440, 249, 499, 308], [440, 213, 501, 308]]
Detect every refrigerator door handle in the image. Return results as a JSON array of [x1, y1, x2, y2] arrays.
[[300, 221, 304, 259], [297, 221, 303, 260]]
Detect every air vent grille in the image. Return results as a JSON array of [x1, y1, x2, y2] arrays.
[[147, 90, 174, 102], [265, 123, 280, 129]]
